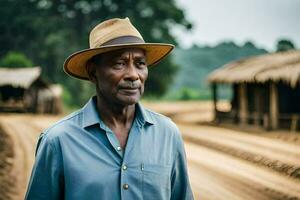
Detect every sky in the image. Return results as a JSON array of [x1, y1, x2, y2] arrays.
[[173, 0, 300, 51]]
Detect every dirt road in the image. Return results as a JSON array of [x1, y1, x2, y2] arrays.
[[0, 107, 300, 199], [0, 114, 59, 200]]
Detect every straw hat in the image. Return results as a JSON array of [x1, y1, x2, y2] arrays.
[[63, 17, 174, 80]]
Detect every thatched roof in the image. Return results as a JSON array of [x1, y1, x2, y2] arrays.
[[0, 67, 41, 88], [208, 50, 300, 87]]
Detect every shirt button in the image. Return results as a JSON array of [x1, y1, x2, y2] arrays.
[[122, 165, 128, 170], [123, 184, 129, 190], [117, 146, 122, 151]]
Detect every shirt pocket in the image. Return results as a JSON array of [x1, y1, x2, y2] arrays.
[[142, 163, 171, 199]]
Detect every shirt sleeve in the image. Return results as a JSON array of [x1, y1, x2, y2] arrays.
[[170, 129, 194, 200], [25, 134, 64, 200]]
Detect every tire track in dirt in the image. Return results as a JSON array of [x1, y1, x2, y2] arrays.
[[0, 125, 16, 200], [0, 119, 29, 200], [188, 161, 274, 200], [0, 114, 58, 200], [186, 142, 300, 200], [180, 124, 300, 181]]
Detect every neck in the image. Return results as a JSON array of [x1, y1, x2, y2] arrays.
[[96, 96, 136, 129]]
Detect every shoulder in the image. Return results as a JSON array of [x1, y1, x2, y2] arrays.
[[40, 108, 83, 143], [145, 107, 178, 126], [142, 106, 181, 138]]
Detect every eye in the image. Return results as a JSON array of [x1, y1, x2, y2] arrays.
[[136, 61, 147, 68], [113, 61, 125, 69]]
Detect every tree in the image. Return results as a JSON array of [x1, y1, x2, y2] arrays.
[[243, 41, 255, 49], [276, 39, 295, 52], [0, 52, 33, 68], [0, 0, 192, 106]]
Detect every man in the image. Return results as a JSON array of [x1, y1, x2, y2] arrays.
[[25, 17, 194, 200]]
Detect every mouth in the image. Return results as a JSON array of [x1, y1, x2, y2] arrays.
[[119, 87, 140, 95]]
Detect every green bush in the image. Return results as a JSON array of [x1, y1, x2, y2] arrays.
[[62, 86, 80, 113], [179, 88, 196, 100], [0, 51, 33, 68], [162, 87, 212, 101]]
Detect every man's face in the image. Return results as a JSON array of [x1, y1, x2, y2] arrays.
[[90, 48, 148, 106]]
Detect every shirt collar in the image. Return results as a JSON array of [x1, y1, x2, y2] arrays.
[[81, 96, 103, 129], [81, 96, 154, 129], [135, 103, 154, 126]]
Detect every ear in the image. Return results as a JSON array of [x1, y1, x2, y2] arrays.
[[87, 61, 97, 83]]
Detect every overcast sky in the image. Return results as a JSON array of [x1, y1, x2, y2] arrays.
[[174, 0, 300, 51]]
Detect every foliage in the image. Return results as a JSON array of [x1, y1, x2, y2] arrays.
[[0, 52, 33, 68], [145, 58, 179, 97], [0, 0, 192, 106], [276, 39, 296, 52], [167, 41, 268, 99], [163, 88, 211, 101], [178, 88, 201, 100]]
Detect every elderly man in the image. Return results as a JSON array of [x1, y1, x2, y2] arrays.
[[25, 18, 194, 200]]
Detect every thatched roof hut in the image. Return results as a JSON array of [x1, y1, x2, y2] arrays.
[[0, 67, 41, 88], [0, 67, 62, 114], [208, 50, 300, 87], [208, 50, 300, 131]]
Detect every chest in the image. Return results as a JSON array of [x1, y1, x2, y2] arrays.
[[111, 126, 130, 149], [59, 125, 176, 199]]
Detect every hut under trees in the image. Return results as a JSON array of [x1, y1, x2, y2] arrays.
[[208, 50, 300, 131], [0, 67, 62, 114]]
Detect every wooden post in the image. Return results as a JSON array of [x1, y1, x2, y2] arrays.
[[212, 83, 218, 122], [290, 114, 298, 132], [269, 82, 279, 130], [263, 113, 269, 129], [238, 83, 248, 125], [253, 86, 261, 126]]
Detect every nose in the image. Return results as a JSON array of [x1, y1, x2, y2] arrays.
[[124, 62, 139, 81]]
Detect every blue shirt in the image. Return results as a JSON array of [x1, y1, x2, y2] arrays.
[[25, 97, 194, 200]]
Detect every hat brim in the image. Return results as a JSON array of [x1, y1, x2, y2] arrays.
[[63, 43, 174, 80]]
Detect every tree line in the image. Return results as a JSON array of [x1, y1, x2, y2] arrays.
[[0, 0, 192, 106]]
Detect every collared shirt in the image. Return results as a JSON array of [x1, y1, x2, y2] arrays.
[[25, 97, 194, 200]]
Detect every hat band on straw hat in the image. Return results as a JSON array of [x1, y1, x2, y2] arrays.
[[100, 36, 145, 46]]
